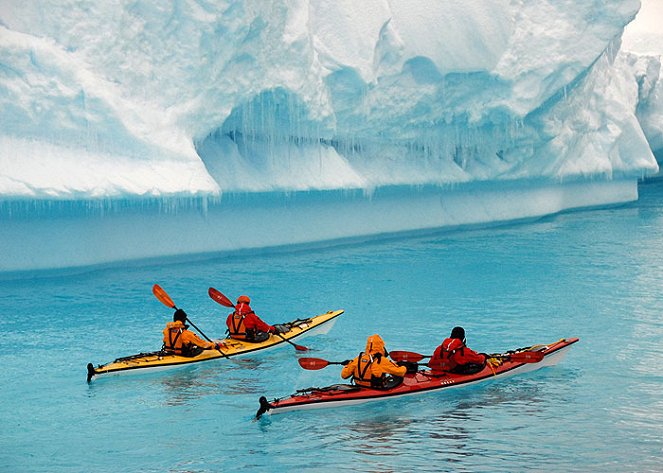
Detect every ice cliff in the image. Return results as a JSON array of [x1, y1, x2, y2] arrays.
[[1, 0, 660, 197], [621, 0, 663, 164], [0, 0, 661, 272]]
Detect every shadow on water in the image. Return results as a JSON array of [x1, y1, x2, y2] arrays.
[[156, 368, 225, 406], [157, 357, 274, 405], [266, 381, 550, 473], [86, 356, 273, 408], [300, 367, 584, 460]]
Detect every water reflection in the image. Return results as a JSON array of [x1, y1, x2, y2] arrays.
[[348, 415, 414, 456], [155, 358, 269, 406], [157, 367, 223, 406], [316, 372, 581, 471], [7, 184, 663, 472]]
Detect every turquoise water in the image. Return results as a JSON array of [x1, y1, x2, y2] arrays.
[[2, 180, 662, 472]]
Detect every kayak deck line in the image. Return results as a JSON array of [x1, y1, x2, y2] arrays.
[[256, 337, 579, 418], [87, 309, 344, 383]]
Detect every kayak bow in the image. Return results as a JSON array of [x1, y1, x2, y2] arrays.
[[256, 337, 578, 418], [87, 309, 343, 382]]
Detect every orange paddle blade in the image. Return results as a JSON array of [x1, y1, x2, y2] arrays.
[[208, 287, 234, 308], [152, 284, 176, 309]]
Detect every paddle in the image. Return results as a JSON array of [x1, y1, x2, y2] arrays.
[[153, 284, 226, 358], [207, 287, 309, 351], [389, 350, 429, 363], [207, 286, 234, 308], [389, 350, 544, 364], [298, 357, 349, 370]]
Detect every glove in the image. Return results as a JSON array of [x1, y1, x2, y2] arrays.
[[486, 357, 503, 369], [341, 359, 352, 366], [272, 324, 288, 334]]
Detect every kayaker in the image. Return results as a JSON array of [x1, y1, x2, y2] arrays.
[[340, 334, 409, 389], [226, 295, 288, 343], [430, 326, 486, 375], [163, 309, 219, 356]]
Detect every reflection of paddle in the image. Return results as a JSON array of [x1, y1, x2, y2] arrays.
[[153, 284, 227, 358], [390, 350, 544, 364], [298, 357, 349, 370], [207, 287, 309, 351]]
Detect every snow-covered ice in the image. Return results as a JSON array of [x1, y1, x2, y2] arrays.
[[0, 0, 661, 272]]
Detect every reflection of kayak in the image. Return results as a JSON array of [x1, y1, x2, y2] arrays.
[[87, 310, 343, 382], [256, 337, 578, 418]]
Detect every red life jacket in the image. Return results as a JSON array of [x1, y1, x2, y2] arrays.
[[433, 337, 465, 371]]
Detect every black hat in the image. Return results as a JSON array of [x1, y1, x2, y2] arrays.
[[450, 326, 465, 340], [174, 309, 188, 322]]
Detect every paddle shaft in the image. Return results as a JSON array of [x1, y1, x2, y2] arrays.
[[275, 332, 307, 351], [390, 349, 543, 364], [152, 284, 227, 358], [179, 314, 228, 358], [184, 318, 212, 343]]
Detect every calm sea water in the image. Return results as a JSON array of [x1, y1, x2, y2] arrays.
[[1, 180, 662, 473]]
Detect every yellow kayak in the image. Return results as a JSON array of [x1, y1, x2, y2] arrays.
[[87, 309, 343, 382]]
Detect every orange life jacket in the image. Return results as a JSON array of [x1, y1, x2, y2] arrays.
[[352, 352, 375, 387], [228, 301, 263, 340], [351, 335, 404, 388], [351, 352, 402, 388], [163, 321, 186, 355], [228, 312, 249, 340]]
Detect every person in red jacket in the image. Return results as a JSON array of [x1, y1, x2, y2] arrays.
[[226, 295, 287, 343], [430, 326, 487, 375]]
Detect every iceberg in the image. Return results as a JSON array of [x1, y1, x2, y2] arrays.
[[621, 0, 663, 163], [0, 0, 660, 272]]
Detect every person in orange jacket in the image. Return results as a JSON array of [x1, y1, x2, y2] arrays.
[[430, 326, 487, 375], [341, 334, 409, 389], [226, 295, 288, 343], [163, 309, 219, 356]]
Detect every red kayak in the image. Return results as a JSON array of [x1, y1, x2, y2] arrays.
[[256, 337, 579, 418]]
